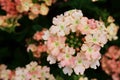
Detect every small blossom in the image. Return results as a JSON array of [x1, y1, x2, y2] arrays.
[[30, 4, 41, 15], [27, 44, 37, 52], [40, 3, 49, 16], [79, 77, 88, 80], [28, 12, 39, 20], [107, 16, 115, 23], [42, 30, 50, 40], [63, 66, 73, 76], [44, 0, 53, 6], [47, 55, 56, 64], [74, 64, 85, 75], [18, 0, 33, 12], [106, 23, 119, 41], [33, 31, 44, 41]]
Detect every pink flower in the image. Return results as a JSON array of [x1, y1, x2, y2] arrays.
[[85, 30, 108, 47], [0, 0, 18, 15], [33, 31, 44, 41], [45, 9, 109, 75], [46, 36, 66, 56], [112, 74, 120, 80], [30, 4, 41, 15], [87, 19, 97, 29], [101, 45, 120, 80], [59, 46, 75, 67], [107, 46, 120, 59], [81, 43, 101, 60], [0, 61, 56, 80], [90, 60, 100, 69], [74, 64, 85, 75], [73, 53, 86, 74], [37, 44, 47, 53]]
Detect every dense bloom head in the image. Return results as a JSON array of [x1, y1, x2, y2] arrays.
[[101, 45, 120, 80], [44, 9, 109, 75]]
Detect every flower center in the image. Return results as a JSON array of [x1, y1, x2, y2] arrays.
[[66, 32, 84, 48]]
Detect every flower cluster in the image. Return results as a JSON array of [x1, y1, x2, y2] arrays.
[[0, 61, 55, 80], [28, 10, 104, 75], [27, 9, 119, 76], [0, 0, 55, 31], [27, 29, 48, 58], [0, 0, 55, 17], [101, 45, 120, 80], [45, 9, 107, 75]]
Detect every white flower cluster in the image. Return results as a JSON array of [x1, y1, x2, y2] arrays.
[[0, 62, 55, 80]]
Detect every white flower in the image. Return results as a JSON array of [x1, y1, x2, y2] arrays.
[[14, 68, 27, 80], [90, 60, 100, 69], [64, 9, 83, 19], [53, 14, 64, 25], [50, 25, 70, 36], [106, 23, 119, 41], [63, 67, 73, 76], [0, 70, 11, 80], [74, 64, 85, 75], [47, 55, 56, 64], [42, 30, 50, 40], [85, 30, 108, 47]]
